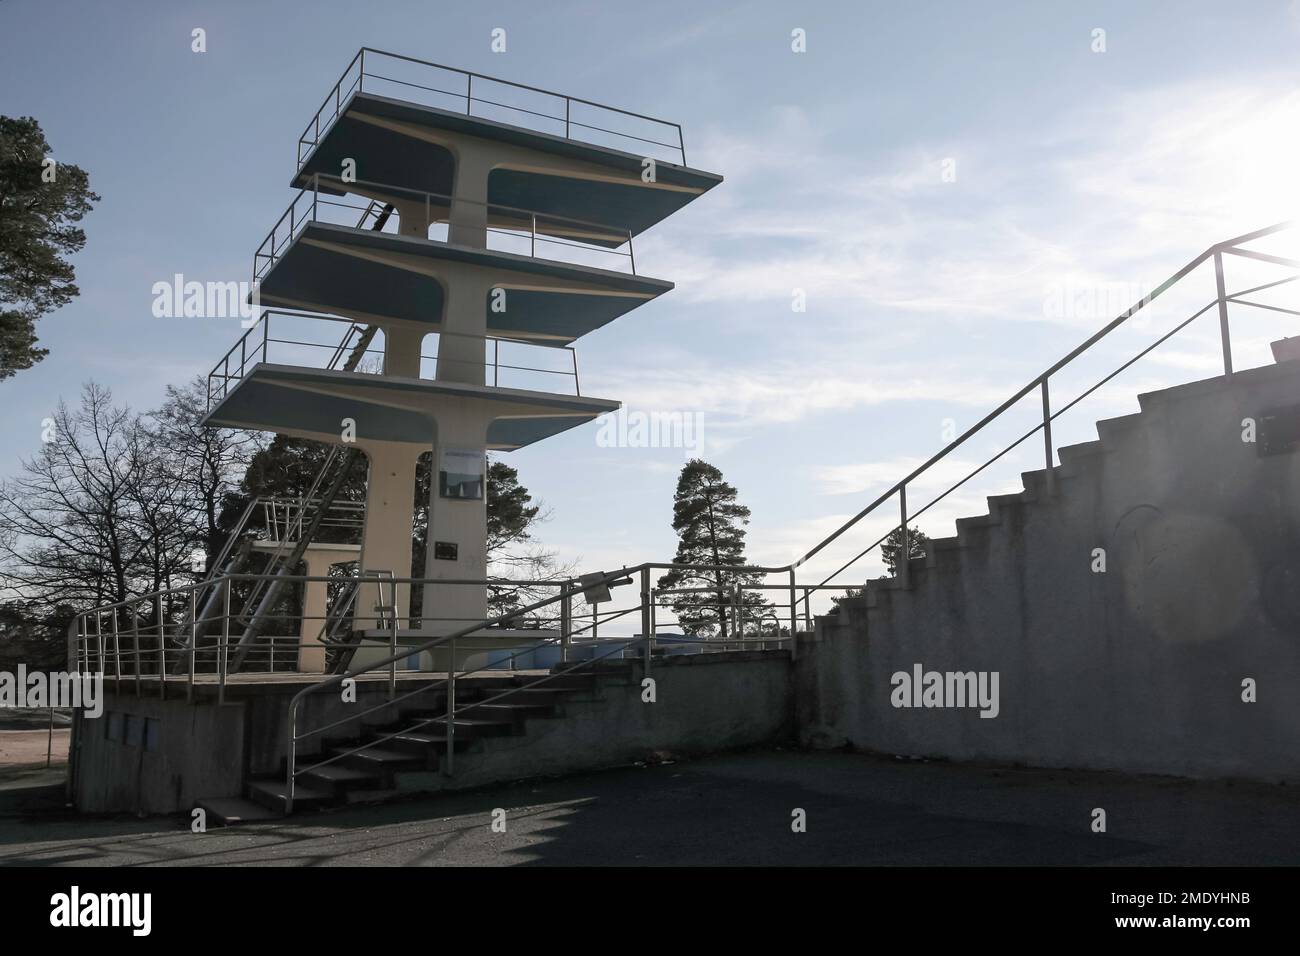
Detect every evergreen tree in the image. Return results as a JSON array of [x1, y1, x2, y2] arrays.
[[0, 116, 100, 379], [657, 459, 768, 639]]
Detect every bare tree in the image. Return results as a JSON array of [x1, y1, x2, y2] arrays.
[[0, 383, 153, 611], [148, 376, 260, 574]]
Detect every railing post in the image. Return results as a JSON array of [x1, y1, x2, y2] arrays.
[[787, 568, 798, 659], [110, 617, 123, 690], [445, 637, 456, 776], [187, 590, 196, 702], [1040, 377, 1055, 496], [803, 588, 812, 632], [388, 576, 397, 701], [94, 614, 104, 676], [466, 74, 472, 115], [219, 580, 230, 707], [133, 620, 141, 697], [627, 230, 636, 275], [560, 583, 572, 664], [898, 484, 911, 589], [1214, 249, 1234, 379], [565, 98, 570, 139], [531, 214, 537, 257], [640, 567, 652, 683], [156, 596, 166, 700]]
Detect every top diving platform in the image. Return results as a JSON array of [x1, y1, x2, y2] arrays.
[[291, 50, 722, 238]]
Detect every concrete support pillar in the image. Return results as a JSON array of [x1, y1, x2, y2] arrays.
[[383, 325, 425, 378], [436, 275, 492, 385], [296, 547, 357, 673], [448, 145, 494, 249], [357, 440, 422, 629], [391, 198, 431, 239], [422, 414, 491, 632]]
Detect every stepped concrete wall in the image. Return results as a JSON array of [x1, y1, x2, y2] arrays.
[[796, 360, 1300, 781], [71, 652, 793, 813]]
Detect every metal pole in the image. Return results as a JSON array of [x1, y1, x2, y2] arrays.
[[110, 613, 121, 686], [531, 214, 536, 257], [1040, 377, 1055, 496], [1214, 250, 1234, 378], [787, 568, 798, 659], [898, 484, 911, 588], [627, 230, 636, 275], [219, 581, 230, 707], [445, 637, 456, 776], [388, 577, 397, 700], [560, 584, 571, 664], [156, 596, 165, 700], [466, 74, 472, 114], [187, 590, 196, 702], [640, 567, 652, 682]]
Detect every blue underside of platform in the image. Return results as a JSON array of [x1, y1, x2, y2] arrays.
[[258, 223, 667, 344], [203, 365, 617, 449], [293, 92, 722, 238]]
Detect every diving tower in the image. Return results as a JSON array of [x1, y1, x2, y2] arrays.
[[204, 49, 721, 664]]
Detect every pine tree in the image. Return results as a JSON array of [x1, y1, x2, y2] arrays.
[[657, 459, 768, 639]]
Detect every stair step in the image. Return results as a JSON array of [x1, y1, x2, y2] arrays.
[[329, 745, 426, 771], [988, 491, 1034, 510], [1058, 439, 1105, 466], [194, 796, 282, 826], [247, 779, 333, 812], [386, 730, 470, 753], [425, 717, 517, 737], [298, 762, 383, 792], [1096, 412, 1143, 444], [459, 701, 556, 720]]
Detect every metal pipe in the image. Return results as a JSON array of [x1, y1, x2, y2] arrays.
[[898, 485, 910, 589], [1041, 377, 1055, 496], [1214, 250, 1234, 378], [640, 567, 652, 682]]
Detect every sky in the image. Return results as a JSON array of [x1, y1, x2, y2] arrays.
[[2, 0, 1300, 616]]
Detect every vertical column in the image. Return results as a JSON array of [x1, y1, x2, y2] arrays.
[[297, 549, 336, 673], [357, 440, 422, 629], [422, 414, 491, 633]]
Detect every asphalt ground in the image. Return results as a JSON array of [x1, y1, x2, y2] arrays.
[[1, 748, 1296, 866]]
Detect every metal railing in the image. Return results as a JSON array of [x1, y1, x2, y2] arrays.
[[280, 561, 799, 810], [788, 220, 1299, 600], [253, 174, 639, 285], [206, 309, 584, 407], [296, 48, 688, 172]]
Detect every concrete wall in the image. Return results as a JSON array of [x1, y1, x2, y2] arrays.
[[797, 361, 1300, 782], [72, 689, 245, 814], [71, 652, 793, 813], [431, 651, 793, 793]]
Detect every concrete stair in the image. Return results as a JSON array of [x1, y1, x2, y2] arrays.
[[199, 663, 639, 823], [834, 357, 1300, 627]]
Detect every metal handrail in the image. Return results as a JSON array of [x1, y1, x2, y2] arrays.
[[790, 221, 1299, 590], [206, 309, 585, 406], [252, 174, 638, 285], [295, 48, 688, 173]]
